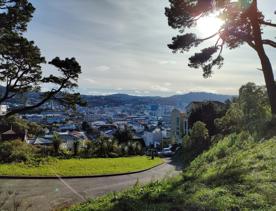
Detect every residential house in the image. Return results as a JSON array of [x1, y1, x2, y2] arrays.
[[0, 105, 8, 116], [0, 126, 27, 142], [142, 127, 163, 147]]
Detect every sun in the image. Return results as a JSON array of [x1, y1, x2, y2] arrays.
[[197, 16, 224, 35]]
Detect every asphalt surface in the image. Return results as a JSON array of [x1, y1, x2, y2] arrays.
[[0, 158, 182, 211]]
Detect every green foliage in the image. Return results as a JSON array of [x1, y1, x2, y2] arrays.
[[215, 83, 272, 137], [239, 83, 271, 131], [181, 122, 210, 166], [113, 127, 133, 144], [52, 132, 62, 155], [70, 134, 276, 210], [190, 121, 209, 153], [73, 141, 80, 156], [81, 138, 143, 158], [69, 177, 183, 211], [0, 0, 83, 116], [215, 102, 244, 134], [93, 138, 116, 158], [190, 121, 209, 143], [165, 0, 276, 115], [0, 140, 36, 163], [188, 101, 227, 136], [0, 116, 44, 136]]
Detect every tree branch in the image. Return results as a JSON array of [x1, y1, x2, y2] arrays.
[[246, 40, 257, 50], [5, 78, 69, 117], [198, 32, 219, 42], [0, 79, 11, 104], [262, 39, 276, 48], [260, 20, 276, 27]]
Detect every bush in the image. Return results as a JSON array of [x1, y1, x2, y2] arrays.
[[80, 138, 144, 158], [52, 132, 62, 155], [0, 116, 45, 137], [0, 140, 36, 163], [190, 121, 210, 152], [215, 83, 272, 137]]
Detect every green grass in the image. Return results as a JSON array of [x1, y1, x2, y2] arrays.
[[0, 156, 163, 177], [69, 133, 276, 211]]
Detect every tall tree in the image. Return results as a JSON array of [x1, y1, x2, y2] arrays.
[[165, 0, 276, 114], [113, 127, 133, 144], [0, 0, 83, 117]]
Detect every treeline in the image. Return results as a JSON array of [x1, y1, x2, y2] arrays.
[[182, 82, 275, 165], [0, 127, 144, 165]]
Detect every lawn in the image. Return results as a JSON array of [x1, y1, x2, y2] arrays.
[[69, 133, 276, 211], [0, 156, 163, 177]]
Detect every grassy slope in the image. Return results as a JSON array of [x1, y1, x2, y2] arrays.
[[70, 134, 276, 211], [0, 156, 163, 176]]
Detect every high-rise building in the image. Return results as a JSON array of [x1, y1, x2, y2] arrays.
[[171, 108, 188, 144]]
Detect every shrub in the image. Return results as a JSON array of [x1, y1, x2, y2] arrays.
[[0, 140, 36, 163], [52, 132, 62, 155], [190, 121, 210, 153], [73, 141, 80, 156]]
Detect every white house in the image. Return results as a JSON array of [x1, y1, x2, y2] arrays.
[[33, 131, 87, 151], [0, 105, 8, 116], [142, 128, 163, 147]]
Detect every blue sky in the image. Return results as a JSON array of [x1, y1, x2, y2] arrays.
[[26, 0, 276, 96]]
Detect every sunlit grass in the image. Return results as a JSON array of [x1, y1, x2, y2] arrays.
[[69, 134, 276, 211], [0, 156, 163, 177]]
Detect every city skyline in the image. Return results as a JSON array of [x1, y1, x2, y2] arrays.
[[27, 0, 276, 96]]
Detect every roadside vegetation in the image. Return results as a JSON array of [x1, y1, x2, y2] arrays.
[[0, 128, 159, 176], [70, 133, 275, 211], [0, 156, 163, 177], [69, 83, 276, 210], [0, 128, 145, 163]]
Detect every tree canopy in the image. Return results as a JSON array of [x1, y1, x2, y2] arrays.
[[166, 0, 276, 114], [188, 101, 227, 136], [0, 0, 84, 117], [215, 82, 271, 134]]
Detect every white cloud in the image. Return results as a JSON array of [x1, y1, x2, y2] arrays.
[[95, 65, 110, 72], [84, 78, 98, 84], [176, 90, 185, 95], [159, 60, 177, 65], [151, 84, 171, 93], [28, 1, 275, 97], [164, 82, 172, 86]]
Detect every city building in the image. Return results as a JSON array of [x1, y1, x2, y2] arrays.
[[170, 109, 188, 144]]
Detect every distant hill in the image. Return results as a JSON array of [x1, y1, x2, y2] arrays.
[[0, 85, 233, 108], [82, 92, 233, 107]]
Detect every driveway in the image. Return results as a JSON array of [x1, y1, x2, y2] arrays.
[[0, 158, 182, 211]]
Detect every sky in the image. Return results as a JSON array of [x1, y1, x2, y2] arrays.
[[26, 0, 276, 96]]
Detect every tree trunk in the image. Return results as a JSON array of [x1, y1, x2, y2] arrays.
[[248, 0, 276, 115], [258, 53, 276, 115]]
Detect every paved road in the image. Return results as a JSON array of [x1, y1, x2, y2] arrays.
[[0, 158, 182, 211]]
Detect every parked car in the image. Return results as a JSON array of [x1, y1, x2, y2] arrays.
[[158, 147, 173, 157]]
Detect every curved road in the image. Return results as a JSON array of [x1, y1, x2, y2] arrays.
[[0, 158, 182, 211]]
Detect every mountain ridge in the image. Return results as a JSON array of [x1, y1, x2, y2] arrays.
[[0, 85, 233, 107], [82, 92, 234, 107]]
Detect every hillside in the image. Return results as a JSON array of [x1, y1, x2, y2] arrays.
[[70, 133, 276, 210], [0, 85, 232, 107], [82, 92, 233, 107]]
